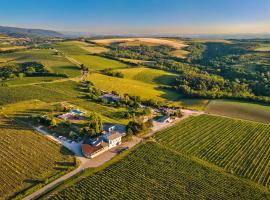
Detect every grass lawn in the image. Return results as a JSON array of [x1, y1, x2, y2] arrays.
[[155, 114, 270, 189], [206, 100, 270, 123], [0, 117, 76, 200], [45, 142, 268, 200]]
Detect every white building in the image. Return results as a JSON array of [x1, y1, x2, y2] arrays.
[[106, 133, 122, 149]]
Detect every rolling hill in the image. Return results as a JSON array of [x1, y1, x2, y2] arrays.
[[0, 25, 63, 38]]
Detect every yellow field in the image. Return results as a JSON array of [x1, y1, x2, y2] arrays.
[[0, 46, 27, 51], [88, 72, 181, 104], [171, 49, 189, 58], [68, 41, 109, 54], [91, 37, 188, 49]]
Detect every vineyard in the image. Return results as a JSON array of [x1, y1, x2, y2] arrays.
[[155, 114, 270, 188], [46, 142, 268, 200], [0, 117, 76, 199]]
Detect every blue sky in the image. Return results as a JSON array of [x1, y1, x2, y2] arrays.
[[0, 0, 270, 34]]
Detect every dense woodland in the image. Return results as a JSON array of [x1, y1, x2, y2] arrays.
[[103, 40, 270, 103]]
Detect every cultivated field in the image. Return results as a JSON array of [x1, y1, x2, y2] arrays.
[[0, 117, 76, 199], [254, 44, 270, 52], [171, 49, 189, 58], [88, 72, 182, 104], [0, 81, 129, 124], [69, 41, 109, 54], [206, 100, 270, 123], [116, 67, 177, 85], [45, 143, 268, 200], [54, 42, 128, 71], [91, 37, 188, 49], [89, 69, 209, 109], [155, 115, 270, 188]]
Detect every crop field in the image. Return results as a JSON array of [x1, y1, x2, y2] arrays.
[[0, 80, 129, 124], [46, 142, 268, 200], [0, 117, 76, 200], [0, 84, 71, 105], [91, 37, 188, 49], [10, 49, 81, 77], [69, 41, 109, 54], [155, 114, 270, 188], [89, 70, 208, 109], [206, 100, 270, 123], [254, 44, 270, 52], [54, 42, 128, 71], [171, 49, 189, 58], [0, 49, 81, 79], [88, 72, 182, 104], [72, 55, 128, 70], [116, 67, 177, 85]]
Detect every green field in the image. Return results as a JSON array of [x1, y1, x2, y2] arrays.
[[89, 69, 208, 109], [0, 80, 129, 124], [89, 72, 182, 104], [116, 67, 177, 85], [0, 117, 76, 200], [45, 142, 268, 200], [0, 48, 81, 85], [206, 100, 270, 123], [54, 42, 128, 71], [69, 41, 109, 54], [155, 114, 270, 188]]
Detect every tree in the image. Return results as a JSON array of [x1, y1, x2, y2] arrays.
[[84, 113, 103, 137]]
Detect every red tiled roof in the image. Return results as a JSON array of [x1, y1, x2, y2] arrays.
[[81, 144, 102, 156], [81, 143, 108, 157]]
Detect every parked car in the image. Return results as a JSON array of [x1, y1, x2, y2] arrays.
[[115, 147, 129, 154]]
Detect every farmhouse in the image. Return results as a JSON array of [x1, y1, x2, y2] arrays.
[[104, 132, 122, 148], [81, 132, 123, 158], [100, 94, 121, 103], [81, 142, 109, 159]]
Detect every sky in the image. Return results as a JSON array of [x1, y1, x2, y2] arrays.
[[0, 0, 270, 35]]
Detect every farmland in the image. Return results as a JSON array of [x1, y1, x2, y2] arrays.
[[54, 42, 129, 71], [116, 67, 177, 85], [91, 37, 188, 49], [206, 100, 270, 123], [0, 81, 129, 124], [5, 49, 81, 77], [44, 142, 268, 200], [0, 117, 76, 200], [88, 69, 208, 109], [69, 41, 109, 54], [155, 114, 270, 188], [88, 72, 182, 103]]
